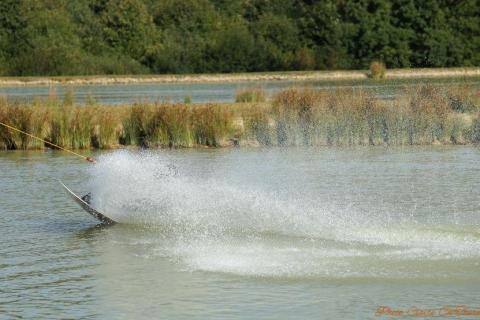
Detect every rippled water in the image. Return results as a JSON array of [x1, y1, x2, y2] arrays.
[[1, 147, 479, 319], [1, 77, 479, 104]]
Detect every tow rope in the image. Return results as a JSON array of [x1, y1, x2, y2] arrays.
[[0, 121, 95, 163]]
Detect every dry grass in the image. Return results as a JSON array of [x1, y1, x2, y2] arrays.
[[235, 87, 267, 103], [1, 68, 479, 86], [0, 85, 479, 150], [369, 61, 386, 79]]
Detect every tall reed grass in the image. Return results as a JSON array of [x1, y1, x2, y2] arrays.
[[0, 85, 478, 150], [369, 61, 386, 79], [235, 87, 267, 103], [120, 103, 235, 148]]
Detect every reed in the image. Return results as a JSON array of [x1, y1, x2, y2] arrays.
[[369, 61, 386, 79], [90, 106, 123, 148], [63, 88, 75, 107], [191, 104, 234, 147], [146, 104, 193, 148], [0, 85, 478, 150], [0, 99, 34, 149], [267, 88, 391, 146], [235, 87, 267, 103], [472, 116, 480, 143], [244, 106, 274, 146]]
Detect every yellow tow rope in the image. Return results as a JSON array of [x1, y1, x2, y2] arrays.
[[0, 121, 95, 163]]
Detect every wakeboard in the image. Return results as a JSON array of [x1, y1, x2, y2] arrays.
[[60, 181, 116, 224]]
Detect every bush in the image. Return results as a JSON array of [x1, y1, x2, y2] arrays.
[[369, 61, 386, 79], [235, 88, 267, 103], [472, 117, 480, 143]]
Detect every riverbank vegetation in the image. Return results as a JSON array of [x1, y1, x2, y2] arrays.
[[0, 0, 478, 76], [1, 68, 480, 87], [1, 85, 479, 150]]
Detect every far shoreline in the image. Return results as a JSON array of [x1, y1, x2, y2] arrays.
[[0, 67, 479, 87]]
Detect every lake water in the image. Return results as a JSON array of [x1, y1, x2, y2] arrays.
[[1, 77, 479, 104], [1, 147, 479, 319]]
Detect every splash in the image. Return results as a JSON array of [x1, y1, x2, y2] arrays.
[[88, 150, 480, 278], [89, 151, 360, 236]]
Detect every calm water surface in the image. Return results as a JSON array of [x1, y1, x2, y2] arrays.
[[1, 77, 479, 104], [1, 147, 479, 319]]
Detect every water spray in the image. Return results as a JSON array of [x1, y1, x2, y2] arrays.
[[0, 121, 95, 163]]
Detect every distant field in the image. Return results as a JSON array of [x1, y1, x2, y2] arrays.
[[0, 68, 479, 87]]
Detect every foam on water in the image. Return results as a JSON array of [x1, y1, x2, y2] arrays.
[[88, 151, 480, 278]]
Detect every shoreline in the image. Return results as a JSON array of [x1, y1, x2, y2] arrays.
[[0, 144, 475, 155], [0, 67, 479, 87]]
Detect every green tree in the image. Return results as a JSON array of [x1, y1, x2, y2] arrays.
[[207, 19, 256, 72], [0, 0, 24, 75], [441, 0, 480, 66], [99, 0, 157, 61], [298, 0, 346, 69], [148, 0, 220, 73], [339, 0, 412, 68], [12, 0, 86, 75], [251, 13, 300, 70], [0, 0, 477, 75]]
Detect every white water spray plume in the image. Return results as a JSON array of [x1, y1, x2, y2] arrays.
[[87, 150, 480, 278]]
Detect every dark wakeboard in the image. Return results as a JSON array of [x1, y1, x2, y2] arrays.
[[61, 181, 116, 225]]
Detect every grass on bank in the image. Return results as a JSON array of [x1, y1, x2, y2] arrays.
[[235, 87, 267, 103], [0, 85, 479, 150], [369, 61, 387, 79], [1, 67, 480, 86]]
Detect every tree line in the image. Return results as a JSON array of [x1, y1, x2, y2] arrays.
[[0, 0, 478, 76]]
